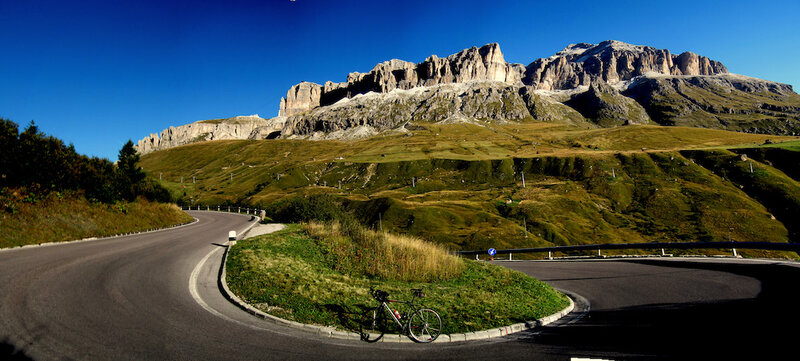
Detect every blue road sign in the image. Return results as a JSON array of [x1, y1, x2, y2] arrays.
[[488, 248, 497, 256]]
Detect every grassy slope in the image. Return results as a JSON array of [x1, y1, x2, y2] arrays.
[[140, 123, 800, 257], [226, 224, 569, 334], [0, 191, 193, 248], [627, 77, 800, 133]]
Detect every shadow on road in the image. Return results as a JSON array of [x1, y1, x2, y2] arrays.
[[0, 338, 32, 361], [522, 260, 799, 360]]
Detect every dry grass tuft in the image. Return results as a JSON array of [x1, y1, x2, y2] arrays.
[[304, 221, 464, 282]]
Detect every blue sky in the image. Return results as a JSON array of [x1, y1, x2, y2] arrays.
[[2, 0, 798, 160]]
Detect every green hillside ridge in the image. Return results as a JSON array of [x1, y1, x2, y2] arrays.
[[0, 191, 193, 248], [140, 123, 800, 258]]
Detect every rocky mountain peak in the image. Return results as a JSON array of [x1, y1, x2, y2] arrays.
[[523, 40, 728, 91], [551, 42, 595, 59], [278, 43, 526, 117], [278, 41, 731, 116]]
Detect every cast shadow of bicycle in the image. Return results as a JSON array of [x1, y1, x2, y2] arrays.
[[322, 303, 374, 336], [1, 338, 33, 361]]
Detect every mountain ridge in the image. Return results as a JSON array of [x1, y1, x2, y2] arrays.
[[135, 41, 799, 155], [278, 40, 730, 116]]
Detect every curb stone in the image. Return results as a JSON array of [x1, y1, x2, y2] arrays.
[[218, 233, 576, 343]]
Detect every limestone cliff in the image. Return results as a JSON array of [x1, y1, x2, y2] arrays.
[[135, 115, 285, 155], [279, 43, 526, 116], [278, 40, 729, 115], [523, 40, 728, 90], [281, 81, 532, 138]]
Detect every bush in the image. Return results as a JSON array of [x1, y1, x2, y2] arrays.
[[266, 194, 345, 223], [134, 178, 172, 203]]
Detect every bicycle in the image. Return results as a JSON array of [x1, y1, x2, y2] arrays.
[[359, 288, 442, 343]]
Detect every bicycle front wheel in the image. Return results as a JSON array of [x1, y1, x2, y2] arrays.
[[408, 308, 442, 343], [360, 307, 386, 342]]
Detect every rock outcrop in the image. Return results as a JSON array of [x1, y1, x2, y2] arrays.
[[278, 40, 729, 116], [523, 40, 728, 91], [135, 115, 285, 155], [278, 43, 526, 116], [281, 81, 532, 138], [565, 83, 652, 127], [279, 82, 322, 117], [518, 86, 587, 124]]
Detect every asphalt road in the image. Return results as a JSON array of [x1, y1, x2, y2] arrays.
[[1, 211, 798, 360]]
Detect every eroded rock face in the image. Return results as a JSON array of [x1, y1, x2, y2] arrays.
[[278, 43, 526, 116], [523, 40, 728, 91], [518, 86, 587, 124], [135, 115, 284, 155], [281, 81, 532, 138], [278, 40, 730, 116], [565, 83, 652, 127], [279, 82, 322, 116]]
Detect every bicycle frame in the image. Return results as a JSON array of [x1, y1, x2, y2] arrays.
[[380, 301, 410, 329], [379, 293, 421, 331]]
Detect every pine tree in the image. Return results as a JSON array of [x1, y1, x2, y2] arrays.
[[117, 140, 145, 200]]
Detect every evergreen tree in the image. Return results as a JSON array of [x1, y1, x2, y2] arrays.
[[0, 118, 171, 204], [0, 118, 20, 185], [117, 140, 145, 200]]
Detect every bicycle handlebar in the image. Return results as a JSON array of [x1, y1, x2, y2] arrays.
[[369, 287, 424, 302], [370, 287, 389, 302]]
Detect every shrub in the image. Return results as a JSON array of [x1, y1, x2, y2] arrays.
[[266, 194, 345, 223]]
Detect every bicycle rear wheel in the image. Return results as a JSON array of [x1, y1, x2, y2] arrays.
[[408, 308, 441, 343], [360, 307, 386, 342]]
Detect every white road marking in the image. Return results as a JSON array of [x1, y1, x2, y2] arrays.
[[188, 246, 265, 331]]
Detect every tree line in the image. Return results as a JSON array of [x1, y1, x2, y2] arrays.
[[1, 117, 170, 203]]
